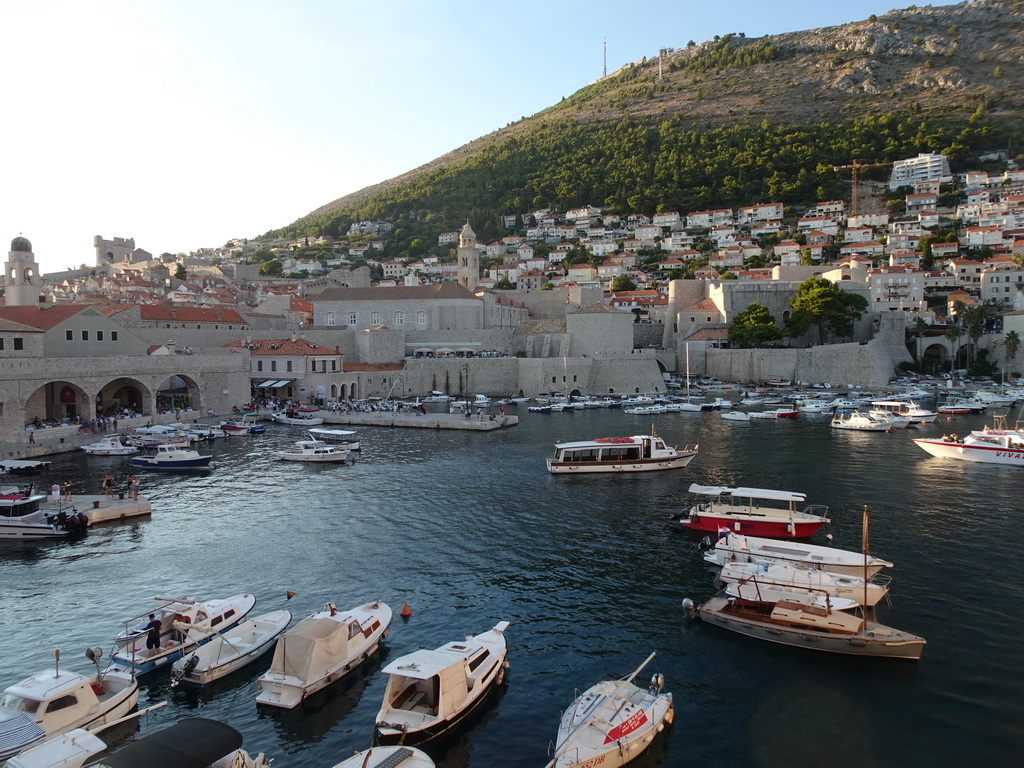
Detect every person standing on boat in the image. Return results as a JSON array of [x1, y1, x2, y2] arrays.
[[144, 613, 162, 657]]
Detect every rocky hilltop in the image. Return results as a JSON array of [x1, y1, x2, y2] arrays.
[[285, 1, 1023, 235]]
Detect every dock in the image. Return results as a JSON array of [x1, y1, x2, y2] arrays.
[[54, 494, 153, 526], [320, 412, 518, 431]]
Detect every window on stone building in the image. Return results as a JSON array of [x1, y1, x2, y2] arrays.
[[331, 360, 337, 371], [287, 361, 293, 372], [0, 339, 4, 350], [395, 312, 404, 325], [111, 332, 118, 341], [257, 361, 263, 372], [97, 331, 104, 341], [326, 312, 336, 326], [65, 330, 73, 341], [81, 330, 89, 341], [371, 312, 381, 325], [271, 361, 277, 372], [349, 313, 357, 325], [14, 338, 23, 351]]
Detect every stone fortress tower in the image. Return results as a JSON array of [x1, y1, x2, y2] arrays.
[[4, 236, 42, 307], [94, 235, 136, 267], [457, 222, 480, 291]]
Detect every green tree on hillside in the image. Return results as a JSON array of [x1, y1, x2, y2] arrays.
[[174, 264, 187, 280], [728, 303, 782, 348], [260, 259, 283, 277], [785, 278, 868, 344], [610, 275, 637, 292]]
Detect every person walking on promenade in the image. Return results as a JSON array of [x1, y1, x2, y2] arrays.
[[103, 473, 114, 497]]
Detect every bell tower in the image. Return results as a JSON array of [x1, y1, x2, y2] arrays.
[[5, 236, 41, 307], [457, 222, 480, 291]]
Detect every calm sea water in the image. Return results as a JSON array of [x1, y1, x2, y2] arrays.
[[1, 404, 1022, 767]]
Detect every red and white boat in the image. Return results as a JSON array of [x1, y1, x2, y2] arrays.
[[912, 431, 1024, 467], [673, 483, 830, 538], [748, 407, 798, 420]]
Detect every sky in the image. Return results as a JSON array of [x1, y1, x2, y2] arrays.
[[1, 0, 937, 274]]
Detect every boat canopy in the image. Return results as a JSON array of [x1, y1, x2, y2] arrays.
[[268, 616, 353, 680], [688, 483, 806, 503], [102, 718, 243, 768], [382, 646, 480, 679]]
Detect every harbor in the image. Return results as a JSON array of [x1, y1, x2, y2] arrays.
[[0, 402, 1021, 766]]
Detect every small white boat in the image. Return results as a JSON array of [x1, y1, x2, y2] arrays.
[[0, 487, 88, 539], [331, 746, 436, 768], [171, 609, 292, 687], [623, 405, 667, 415], [870, 400, 938, 424], [718, 561, 889, 607], [108, 593, 257, 676], [545, 652, 674, 768], [374, 620, 510, 746], [80, 437, 137, 456], [748, 407, 798, 420], [257, 600, 392, 709], [546, 434, 698, 474], [720, 410, 751, 422], [130, 444, 212, 469], [707, 397, 733, 409], [0, 649, 138, 763], [8, 717, 273, 768], [307, 428, 360, 450], [275, 440, 351, 463], [703, 533, 893, 578], [219, 414, 266, 435], [422, 391, 453, 403], [271, 408, 324, 426], [797, 401, 834, 414], [0, 459, 52, 474], [831, 411, 891, 431]]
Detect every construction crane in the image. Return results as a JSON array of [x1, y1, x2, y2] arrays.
[[833, 159, 895, 218]]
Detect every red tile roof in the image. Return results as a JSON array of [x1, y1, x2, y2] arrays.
[[223, 337, 340, 355], [0, 304, 90, 330], [140, 306, 247, 323]]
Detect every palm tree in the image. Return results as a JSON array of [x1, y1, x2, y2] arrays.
[[1004, 330, 1021, 374], [944, 323, 964, 372], [960, 305, 986, 371]]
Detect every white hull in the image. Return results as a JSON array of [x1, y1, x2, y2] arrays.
[[913, 437, 1024, 466], [257, 601, 391, 709], [332, 746, 435, 768], [547, 456, 695, 473], [705, 533, 892, 578], [173, 610, 292, 687]]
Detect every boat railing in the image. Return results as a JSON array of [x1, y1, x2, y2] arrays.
[[801, 504, 830, 519]]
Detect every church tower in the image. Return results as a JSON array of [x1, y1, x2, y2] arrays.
[[5, 236, 42, 307], [457, 222, 480, 291]]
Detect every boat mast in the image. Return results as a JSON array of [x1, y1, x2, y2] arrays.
[[861, 506, 870, 632]]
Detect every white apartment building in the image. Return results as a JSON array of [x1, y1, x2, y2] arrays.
[[889, 153, 952, 191]]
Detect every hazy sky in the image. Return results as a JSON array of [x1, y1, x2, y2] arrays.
[[2, 0, 929, 273]]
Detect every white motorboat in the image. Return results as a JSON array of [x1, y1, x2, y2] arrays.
[[546, 433, 698, 474], [271, 408, 324, 426], [707, 397, 733, 410], [374, 620, 510, 746], [866, 409, 911, 428], [171, 609, 292, 687], [0, 459, 51, 474], [720, 410, 751, 422], [124, 425, 189, 448], [912, 431, 1024, 467], [0, 649, 138, 763], [307, 428, 360, 450], [623, 405, 667, 415], [797, 401, 834, 414], [108, 593, 256, 676], [8, 716, 272, 768], [275, 440, 351, 463], [673, 484, 830, 539], [703, 533, 893, 577], [422, 391, 453, 403], [748, 407, 798, 420], [831, 411, 892, 431], [545, 652, 674, 768], [718, 561, 889, 607], [219, 414, 266, 435], [130, 444, 213, 469], [683, 596, 926, 660], [257, 600, 392, 709], [79, 437, 137, 456], [0, 487, 88, 539], [870, 400, 938, 424], [332, 746, 436, 768]]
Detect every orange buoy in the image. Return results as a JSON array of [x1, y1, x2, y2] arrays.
[[286, 591, 295, 600], [400, 602, 412, 617]]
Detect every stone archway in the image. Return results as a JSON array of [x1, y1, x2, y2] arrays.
[[154, 373, 200, 414], [98, 377, 151, 417], [920, 342, 950, 374], [25, 381, 91, 424]]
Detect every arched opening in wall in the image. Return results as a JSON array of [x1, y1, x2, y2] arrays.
[[27, 381, 90, 424], [655, 359, 667, 374], [569, 388, 582, 398], [154, 374, 198, 413], [22, 267, 34, 284], [782, 310, 791, 322], [330, 384, 338, 399], [98, 377, 151, 417], [920, 342, 950, 374], [954, 342, 973, 371]]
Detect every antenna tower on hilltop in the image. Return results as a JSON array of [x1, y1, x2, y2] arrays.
[[603, 37, 607, 78]]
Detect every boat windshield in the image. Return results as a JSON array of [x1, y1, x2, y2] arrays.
[[0, 692, 39, 713]]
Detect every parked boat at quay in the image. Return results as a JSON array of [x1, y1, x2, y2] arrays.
[[546, 433, 698, 474], [0, 487, 88, 539], [870, 400, 938, 424], [545, 651, 673, 768], [703, 532, 893, 577], [332, 746, 436, 768], [171, 609, 292, 687], [108, 594, 256, 676], [831, 411, 892, 431], [717, 561, 890, 607], [79, 437, 137, 456], [257, 600, 392, 709], [275, 439, 351, 463], [219, 414, 265, 435], [374, 621, 510, 746], [673, 484, 830, 539], [0, 650, 138, 763], [271, 407, 324, 426], [307, 428, 360, 450], [683, 595, 926, 660], [130, 444, 212, 470]]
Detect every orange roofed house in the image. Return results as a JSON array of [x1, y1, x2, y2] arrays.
[[223, 335, 361, 403]]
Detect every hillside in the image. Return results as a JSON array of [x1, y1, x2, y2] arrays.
[[269, 1, 1024, 247]]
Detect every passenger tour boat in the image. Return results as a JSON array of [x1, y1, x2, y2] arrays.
[[546, 433, 698, 474], [673, 484, 830, 539]]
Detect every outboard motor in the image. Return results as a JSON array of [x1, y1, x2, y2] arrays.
[[648, 672, 665, 696], [171, 654, 200, 687]]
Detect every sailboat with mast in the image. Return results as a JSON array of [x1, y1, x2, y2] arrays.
[[675, 343, 705, 412], [683, 508, 926, 660]]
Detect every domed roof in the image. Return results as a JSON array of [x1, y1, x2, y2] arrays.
[[10, 236, 32, 253], [460, 222, 476, 240]]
